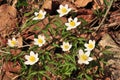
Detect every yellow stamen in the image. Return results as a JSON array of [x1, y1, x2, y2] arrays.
[[61, 8, 67, 13], [29, 56, 36, 62], [64, 45, 69, 49], [88, 43, 93, 49], [80, 54, 88, 61], [11, 40, 16, 45], [70, 21, 75, 27], [37, 13, 43, 19], [38, 39, 43, 44]]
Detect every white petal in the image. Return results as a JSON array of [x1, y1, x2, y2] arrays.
[[39, 10, 43, 13], [79, 49, 84, 55], [85, 51, 91, 56], [74, 17, 78, 22], [84, 43, 88, 48], [76, 22, 81, 26], [63, 42, 66, 45], [24, 61, 31, 65], [69, 44, 72, 48], [38, 35, 42, 38], [60, 5, 64, 9], [66, 27, 71, 30], [34, 38, 38, 42], [38, 44, 43, 47], [78, 60, 84, 64], [12, 37, 16, 41], [25, 55, 30, 60], [84, 61, 89, 64], [59, 14, 64, 17], [57, 10, 60, 13], [43, 11, 46, 15], [33, 17, 39, 20], [34, 12, 38, 16], [91, 40, 95, 45], [68, 8, 72, 13], [30, 51, 35, 56], [65, 4, 68, 8], [65, 23, 70, 27], [89, 40, 92, 43], [29, 62, 35, 65], [35, 53, 38, 58], [88, 57, 93, 61], [68, 17, 72, 22]]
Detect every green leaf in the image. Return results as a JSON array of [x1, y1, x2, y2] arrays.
[[103, 0, 110, 6], [16, 0, 28, 8], [85, 74, 92, 80]]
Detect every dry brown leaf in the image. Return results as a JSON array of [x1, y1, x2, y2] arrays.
[[0, 4, 17, 37], [41, 0, 52, 10], [61, 1, 77, 12], [74, 0, 92, 8], [77, 9, 94, 22], [10, 49, 21, 56], [93, 0, 104, 10], [99, 33, 120, 53], [2, 61, 21, 73]]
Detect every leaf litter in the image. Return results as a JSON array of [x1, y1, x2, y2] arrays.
[[0, 0, 120, 80]]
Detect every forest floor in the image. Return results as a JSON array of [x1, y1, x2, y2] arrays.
[[0, 0, 120, 80]]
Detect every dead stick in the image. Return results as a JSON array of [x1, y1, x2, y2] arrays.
[[96, 0, 114, 32]]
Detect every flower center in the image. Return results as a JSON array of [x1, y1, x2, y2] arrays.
[[37, 13, 43, 19], [80, 54, 88, 61], [64, 45, 69, 49], [70, 21, 75, 27], [61, 8, 67, 13], [88, 43, 93, 49], [38, 38, 43, 44], [29, 56, 36, 62], [11, 40, 16, 45]]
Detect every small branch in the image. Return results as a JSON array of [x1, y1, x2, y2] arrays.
[[91, 22, 120, 30], [12, 0, 18, 7], [0, 50, 10, 54], [96, 0, 114, 32]]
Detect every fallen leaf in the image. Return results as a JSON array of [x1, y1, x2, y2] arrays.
[[41, 0, 52, 10], [99, 33, 120, 53], [17, 34, 23, 48], [74, 0, 92, 8], [2, 61, 21, 73], [61, 1, 77, 12], [93, 0, 104, 10], [0, 4, 17, 38], [77, 9, 94, 22], [10, 49, 21, 56]]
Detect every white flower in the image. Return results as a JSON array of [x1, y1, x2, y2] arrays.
[[65, 17, 81, 30], [34, 35, 46, 47], [60, 42, 72, 51], [24, 51, 39, 65], [7, 37, 18, 47], [57, 4, 71, 17], [33, 10, 46, 20], [84, 40, 95, 51], [78, 49, 93, 65]]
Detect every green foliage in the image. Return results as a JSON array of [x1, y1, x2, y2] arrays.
[[16, 0, 28, 8], [0, 4, 110, 80]]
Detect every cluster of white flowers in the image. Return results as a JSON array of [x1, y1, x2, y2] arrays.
[[7, 4, 96, 66], [77, 40, 95, 65]]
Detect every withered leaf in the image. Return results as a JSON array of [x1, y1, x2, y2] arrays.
[[74, 0, 92, 8], [2, 61, 21, 73], [0, 4, 17, 37]]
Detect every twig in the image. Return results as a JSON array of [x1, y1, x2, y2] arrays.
[[12, 0, 18, 7], [91, 22, 120, 30], [96, 0, 114, 32], [0, 50, 10, 54]]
